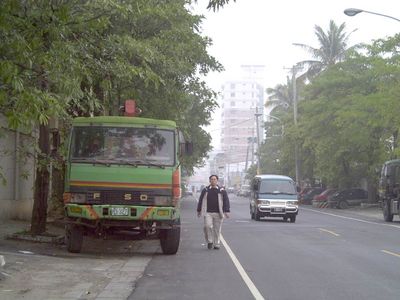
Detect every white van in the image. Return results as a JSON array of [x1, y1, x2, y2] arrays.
[[249, 174, 299, 222]]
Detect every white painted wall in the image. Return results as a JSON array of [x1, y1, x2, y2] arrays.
[[0, 115, 35, 221]]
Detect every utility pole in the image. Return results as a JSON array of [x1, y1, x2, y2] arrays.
[[291, 65, 300, 187], [255, 107, 262, 175]]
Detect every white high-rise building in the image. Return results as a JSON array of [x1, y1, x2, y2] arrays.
[[220, 66, 265, 165]]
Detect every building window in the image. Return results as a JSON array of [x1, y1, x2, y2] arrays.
[[230, 83, 235, 89], [231, 92, 235, 97], [231, 101, 235, 107]]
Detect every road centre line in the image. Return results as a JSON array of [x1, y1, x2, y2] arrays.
[[381, 249, 400, 258], [301, 207, 400, 229], [220, 235, 265, 300], [318, 228, 340, 236]]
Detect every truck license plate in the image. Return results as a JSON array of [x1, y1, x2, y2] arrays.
[[274, 207, 283, 212], [110, 207, 129, 216]]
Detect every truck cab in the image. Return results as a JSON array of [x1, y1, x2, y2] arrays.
[[63, 101, 192, 254]]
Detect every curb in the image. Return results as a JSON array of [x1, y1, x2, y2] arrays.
[[6, 232, 65, 245]]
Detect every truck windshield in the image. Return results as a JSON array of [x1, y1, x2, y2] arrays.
[[70, 126, 175, 166], [259, 179, 296, 195]]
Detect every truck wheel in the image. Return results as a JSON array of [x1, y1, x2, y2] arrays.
[[65, 224, 83, 253], [283, 216, 288, 222], [383, 200, 394, 222], [289, 215, 296, 223], [160, 219, 180, 255], [255, 210, 260, 221]]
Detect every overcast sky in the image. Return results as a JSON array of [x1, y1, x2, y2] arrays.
[[193, 0, 399, 91], [190, 0, 399, 152]]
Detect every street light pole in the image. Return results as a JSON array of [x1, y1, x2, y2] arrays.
[[255, 107, 262, 175], [344, 8, 400, 22]]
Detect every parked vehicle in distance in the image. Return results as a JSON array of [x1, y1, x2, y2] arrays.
[[249, 174, 298, 222], [327, 188, 368, 209], [227, 187, 236, 194], [313, 188, 338, 202], [184, 189, 193, 196], [300, 187, 325, 204], [378, 159, 400, 222], [298, 187, 313, 199], [238, 185, 251, 197]]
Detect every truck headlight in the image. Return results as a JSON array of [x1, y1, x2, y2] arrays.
[[154, 196, 170, 205], [70, 193, 86, 203], [287, 200, 298, 206]]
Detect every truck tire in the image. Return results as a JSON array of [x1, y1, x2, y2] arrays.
[[383, 200, 394, 222], [160, 219, 180, 255], [65, 224, 83, 253], [289, 215, 296, 223], [254, 210, 260, 221]]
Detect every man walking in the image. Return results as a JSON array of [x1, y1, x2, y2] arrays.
[[197, 175, 230, 250]]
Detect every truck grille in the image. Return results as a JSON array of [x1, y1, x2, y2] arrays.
[[86, 190, 155, 204]]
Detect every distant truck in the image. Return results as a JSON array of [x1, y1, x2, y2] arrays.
[[378, 159, 400, 222], [63, 100, 192, 254]]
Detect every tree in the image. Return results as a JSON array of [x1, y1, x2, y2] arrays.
[[0, 0, 222, 233], [293, 20, 355, 81], [265, 79, 291, 110]]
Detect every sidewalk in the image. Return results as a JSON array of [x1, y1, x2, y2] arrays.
[[308, 202, 383, 220], [0, 218, 156, 300]]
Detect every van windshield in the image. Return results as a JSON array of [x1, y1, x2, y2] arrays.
[[259, 179, 296, 195]]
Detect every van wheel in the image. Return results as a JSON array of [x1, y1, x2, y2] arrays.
[[289, 215, 296, 223], [160, 219, 180, 255], [65, 224, 83, 253], [338, 201, 349, 209], [383, 200, 394, 222]]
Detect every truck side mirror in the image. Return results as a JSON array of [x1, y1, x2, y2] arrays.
[[185, 142, 193, 155], [179, 142, 193, 156]]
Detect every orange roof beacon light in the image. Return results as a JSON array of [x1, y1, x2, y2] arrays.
[[123, 99, 142, 117]]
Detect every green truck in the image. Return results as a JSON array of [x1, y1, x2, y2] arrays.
[[63, 100, 192, 254]]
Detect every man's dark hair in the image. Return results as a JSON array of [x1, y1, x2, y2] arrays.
[[209, 175, 218, 180]]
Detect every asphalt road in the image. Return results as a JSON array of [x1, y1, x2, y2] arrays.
[[130, 194, 400, 300]]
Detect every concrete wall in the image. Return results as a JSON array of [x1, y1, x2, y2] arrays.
[[0, 115, 36, 221]]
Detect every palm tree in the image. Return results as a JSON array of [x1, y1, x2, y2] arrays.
[[294, 20, 355, 80]]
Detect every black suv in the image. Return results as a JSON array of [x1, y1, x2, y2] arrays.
[[328, 188, 368, 209]]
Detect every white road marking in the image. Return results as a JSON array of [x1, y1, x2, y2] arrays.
[[220, 235, 265, 300], [301, 207, 400, 229], [318, 228, 340, 236], [381, 249, 400, 258], [0, 255, 5, 267]]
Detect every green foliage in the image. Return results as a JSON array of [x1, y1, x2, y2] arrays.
[[263, 33, 400, 190], [0, 0, 221, 174]]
